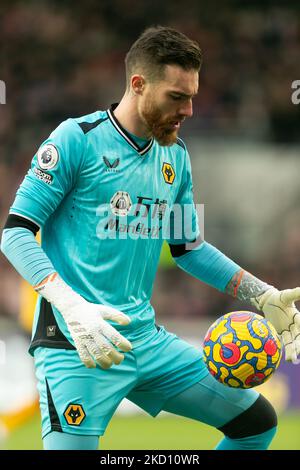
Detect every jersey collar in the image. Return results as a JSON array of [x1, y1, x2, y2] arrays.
[[107, 103, 154, 156]]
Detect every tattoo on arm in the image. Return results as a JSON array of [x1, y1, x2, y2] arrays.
[[225, 269, 271, 301]]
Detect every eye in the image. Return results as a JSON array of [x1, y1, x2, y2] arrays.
[[170, 94, 182, 101]]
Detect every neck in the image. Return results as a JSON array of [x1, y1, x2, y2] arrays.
[[113, 93, 151, 140]]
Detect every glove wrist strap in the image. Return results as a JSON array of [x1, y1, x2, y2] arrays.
[[35, 272, 83, 316]]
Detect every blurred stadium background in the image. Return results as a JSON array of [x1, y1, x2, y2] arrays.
[[0, 0, 300, 449]]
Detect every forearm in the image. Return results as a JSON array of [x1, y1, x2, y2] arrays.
[[1, 227, 55, 286], [225, 269, 271, 302], [0, 227, 75, 314], [173, 241, 241, 292], [173, 241, 271, 301]]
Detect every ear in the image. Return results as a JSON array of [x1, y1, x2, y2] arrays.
[[131, 75, 146, 95]]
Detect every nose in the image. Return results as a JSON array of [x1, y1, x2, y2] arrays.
[[179, 99, 193, 118]]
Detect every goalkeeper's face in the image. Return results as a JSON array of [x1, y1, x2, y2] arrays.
[[138, 64, 199, 146]]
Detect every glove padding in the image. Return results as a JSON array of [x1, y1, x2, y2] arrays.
[[251, 287, 300, 363], [64, 301, 132, 369], [35, 273, 132, 369]]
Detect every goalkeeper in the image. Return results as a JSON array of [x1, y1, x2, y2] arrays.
[[1, 26, 300, 451]]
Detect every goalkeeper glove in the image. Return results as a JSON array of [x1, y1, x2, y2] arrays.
[[251, 287, 300, 363], [35, 273, 132, 369]]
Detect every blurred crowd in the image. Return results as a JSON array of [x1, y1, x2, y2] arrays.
[[0, 1, 300, 323]]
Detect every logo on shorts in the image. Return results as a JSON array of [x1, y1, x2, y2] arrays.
[[37, 144, 59, 170], [110, 191, 132, 216], [64, 403, 86, 426], [46, 325, 56, 337], [162, 162, 175, 185]]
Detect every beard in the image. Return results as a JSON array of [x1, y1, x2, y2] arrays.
[[140, 99, 180, 146]]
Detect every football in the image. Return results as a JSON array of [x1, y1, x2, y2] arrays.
[[203, 311, 282, 388]]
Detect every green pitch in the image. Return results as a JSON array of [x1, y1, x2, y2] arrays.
[[3, 411, 300, 450]]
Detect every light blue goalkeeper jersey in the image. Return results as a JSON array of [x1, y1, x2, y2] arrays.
[[10, 105, 199, 351]]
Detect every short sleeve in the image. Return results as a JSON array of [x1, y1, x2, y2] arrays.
[[10, 119, 85, 227]]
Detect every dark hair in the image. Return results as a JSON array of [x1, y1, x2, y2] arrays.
[[125, 26, 202, 87]]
